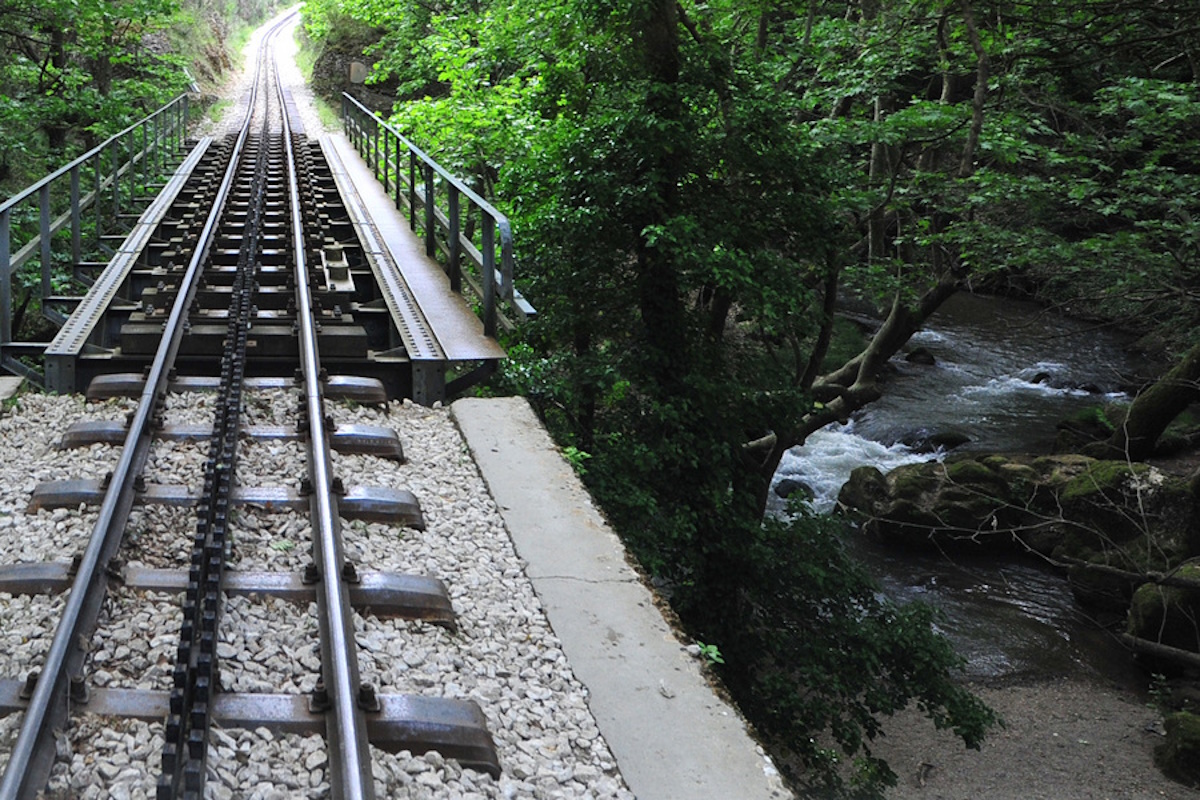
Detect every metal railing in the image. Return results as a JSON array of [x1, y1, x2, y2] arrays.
[[340, 93, 534, 337], [0, 95, 189, 379]]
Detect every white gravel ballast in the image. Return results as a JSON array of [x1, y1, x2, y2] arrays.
[[0, 390, 635, 799]]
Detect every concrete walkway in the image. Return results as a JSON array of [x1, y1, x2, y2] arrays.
[[452, 396, 791, 800]]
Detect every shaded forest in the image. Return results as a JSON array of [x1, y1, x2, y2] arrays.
[[0, 0, 276, 190], [298, 0, 1200, 794]]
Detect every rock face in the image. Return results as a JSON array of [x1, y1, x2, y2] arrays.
[[306, 23, 400, 113], [838, 454, 1200, 613]]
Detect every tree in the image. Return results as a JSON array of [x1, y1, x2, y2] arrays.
[[305, 0, 999, 793], [0, 0, 186, 180], [301, 0, 1200, 792]]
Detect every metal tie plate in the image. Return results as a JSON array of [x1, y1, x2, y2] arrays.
[[0, 681, 500, 778], [28, 481, 425, 529], [0, 563, 454, 627]]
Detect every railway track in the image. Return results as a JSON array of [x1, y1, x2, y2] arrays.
[[0, 14, 504, 799]]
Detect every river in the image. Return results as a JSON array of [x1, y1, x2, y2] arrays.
[[771, 292, 1147, 682]]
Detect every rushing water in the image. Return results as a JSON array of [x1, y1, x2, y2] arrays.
[[772, 292, 1146, 682]]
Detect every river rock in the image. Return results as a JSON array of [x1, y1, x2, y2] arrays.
[[1156, 711, 1200, 787], [837, 455, 1055, 551], [838, 454, 1196, 558], [904, 347, 937, 365], [839, 453, 1200, 618], [1054, 408, 1116, 452], [895, 429, 972, 453], [773, 477, 813, 501], [1128, 565, 1200, 653]]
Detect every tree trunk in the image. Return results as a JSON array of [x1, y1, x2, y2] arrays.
[[958, 2, 989, 178], [867, 96, 892, 265], [1106, 341, 1200, 460], [634, 0, 689, 394]]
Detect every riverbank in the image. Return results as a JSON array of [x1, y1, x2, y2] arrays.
[[873, 677, 1191, 799]]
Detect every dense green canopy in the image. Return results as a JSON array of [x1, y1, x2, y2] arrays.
[[299, 0, 1200, 792]]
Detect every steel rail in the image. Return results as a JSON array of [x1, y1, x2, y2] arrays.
[[156, 14, 302, 799], [0, 18, 272, 800], [276, 33, 378, 800]]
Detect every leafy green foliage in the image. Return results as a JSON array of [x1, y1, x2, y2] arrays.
[[0, 0, 190, 186], [302, 0, 1200, 792], [718, 510, 997, 793]]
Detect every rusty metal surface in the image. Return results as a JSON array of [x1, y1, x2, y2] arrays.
[[43, 140, 216, 393], [330, 424, 405, 460], [59, 419, 403, 460], [323, 375, 388, 404], [85, 373, 387, 402], [29, 479, 425, 527], [0, 563, 454, 626], [0, 682, 500, 778]]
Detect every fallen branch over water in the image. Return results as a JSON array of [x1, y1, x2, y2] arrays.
[[1058, 555, 1200, 592], [1120, 634, 1200, 670]]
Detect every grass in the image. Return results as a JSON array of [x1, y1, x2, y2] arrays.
[[205, 99, 234, 124], [293, 23, 343, 131]]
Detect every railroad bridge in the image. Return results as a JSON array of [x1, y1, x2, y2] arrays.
[[0, 82, 531, 405], [0, 14, 785, 799]]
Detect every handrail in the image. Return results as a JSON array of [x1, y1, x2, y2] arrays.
[[0, 95, 189, 216], [0, 95, 189, 368], [340, 93, 534, 337]]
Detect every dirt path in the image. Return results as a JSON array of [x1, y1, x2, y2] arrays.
[[872, 678, 1195, 799]]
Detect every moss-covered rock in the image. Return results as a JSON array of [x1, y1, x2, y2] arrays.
[[1156, 711, 1200, 788], [1066, 559, 1134, 612], [838, 455, 1047, 550], [839, 454, 1196, 567], [1054, 405, 1118, 453], [1128, 566, 1200, 653], [838, 466, 889, 514]]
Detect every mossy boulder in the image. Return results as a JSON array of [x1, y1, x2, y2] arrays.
[[1066, 557, 1137, 613], [1054, 461, 1196, 562], [1128, 565, 1200, 653], [1156, 711, 1200, 788], [1054, 405, 1118, 453], [837, 455, 1051, 551], [839, 454, 1196, 564]]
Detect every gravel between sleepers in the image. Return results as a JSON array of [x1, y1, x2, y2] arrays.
[[0, 390, 636, 799]]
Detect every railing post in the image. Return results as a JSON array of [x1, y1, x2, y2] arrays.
[[39, 184, 52, 301], [500, 226, 515, 305], [93, 152, 103, 249], [482, 216, 496, 337], [111, 141, 120, 220], [70, 164, 82, 265], [394, 137, 403, 211], [448, 188, 462, 293], [1, 208, 11, 345], [140, 121, 148, 195], [373, 118, 380, 181], [408, 152, 417, 230], [423, 163, 436, 258], [382, 131, 390, 194], [128, 129, 137, 207], [152, 113, 160, 175]]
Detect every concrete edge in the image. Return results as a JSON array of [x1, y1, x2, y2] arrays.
[[450, 395, 791, 800], [0, 377, 23, 402]]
